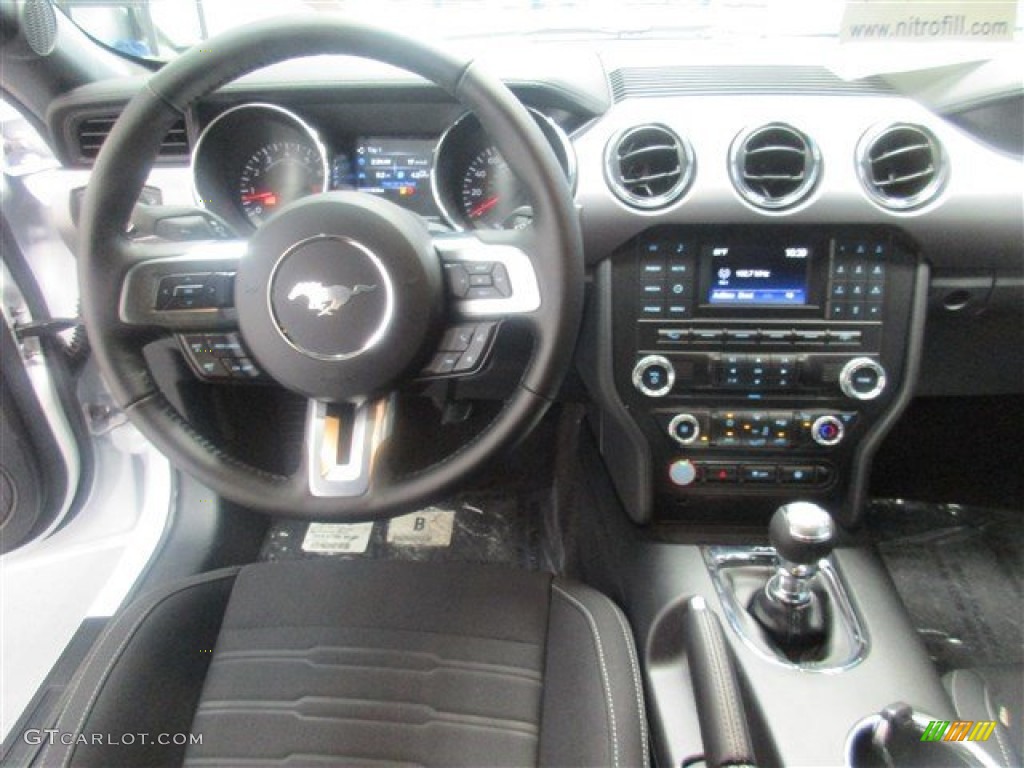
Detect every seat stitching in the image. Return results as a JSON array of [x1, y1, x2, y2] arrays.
[[55, 572, 236, 767], [552, 584, 619, 768], [610, 605, 650, 768]]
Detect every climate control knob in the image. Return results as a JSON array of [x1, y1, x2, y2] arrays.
[[811, 415, 845, 446], [840, 357, 887, 401], [632, 355, 675, 398], [668, 414, 700, 445]]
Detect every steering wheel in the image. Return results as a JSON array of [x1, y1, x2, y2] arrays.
[[79, 16, 583, 520]]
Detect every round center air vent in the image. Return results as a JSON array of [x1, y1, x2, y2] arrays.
[[605, 125, 694, 209], [857, 123, 947, 210], [729, 123, 821, 210]]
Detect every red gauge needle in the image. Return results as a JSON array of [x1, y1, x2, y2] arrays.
[[469, 196, 499, 218], [241, 191, 278, 206]]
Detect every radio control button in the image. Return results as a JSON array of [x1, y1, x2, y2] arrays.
[[668, 459, 698, 487], [759, 328, 794, 343], [657, 328, 688, 343], [639, 257, 665, 277], [667, 258, 694, 277], [666, 303, 692, 317], [639, 302, 664, 317], [794, 329, 827, 344], [668, 414, 701, 445], [640, 281, 665, 296], [632, 355, 675, 397], [866, 303, 883, 319], [725, 329, 758, 343], [827, 330, 862, 346], [691, 329, 724, 343], [829, 304, 847, 319]]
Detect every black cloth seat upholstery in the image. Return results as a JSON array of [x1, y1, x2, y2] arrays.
[[39, 560, 648, 767]]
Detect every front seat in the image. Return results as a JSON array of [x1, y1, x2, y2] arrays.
[[37, 559, 648, 767]]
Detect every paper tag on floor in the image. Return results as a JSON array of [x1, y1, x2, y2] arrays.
[[387, 508, 455, 548], [302, 522, 373, 554]]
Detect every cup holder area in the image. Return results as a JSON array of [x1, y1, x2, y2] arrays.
[[845, 704, 1001, 768]]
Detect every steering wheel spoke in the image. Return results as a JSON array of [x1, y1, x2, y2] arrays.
[[302, 396, 394, 498], [118, 239, 247, 331]]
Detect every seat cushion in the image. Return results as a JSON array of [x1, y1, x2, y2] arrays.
[[183, 559, 647, 767]]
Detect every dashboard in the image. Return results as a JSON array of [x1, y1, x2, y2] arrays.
[[43, 44, 1023, 525], [190, 100, 576, 234]]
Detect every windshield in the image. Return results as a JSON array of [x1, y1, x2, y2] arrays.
[[56, 0, 1020, 64]]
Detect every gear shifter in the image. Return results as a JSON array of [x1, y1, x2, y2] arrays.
[[749, 501, 837, 657]]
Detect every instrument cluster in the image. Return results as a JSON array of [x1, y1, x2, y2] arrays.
[[191, 102, 575, 235]]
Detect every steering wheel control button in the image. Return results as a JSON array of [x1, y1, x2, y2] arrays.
[[632, 355, 675, 397], [421, 322, 497, 378], [840, 357, 887, 400], [668, 413, 700, 445], [180, 333, 265, 381], [668, 459, 698, 487], [811, 414, 845, 446]]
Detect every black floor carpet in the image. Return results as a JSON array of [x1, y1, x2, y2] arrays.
[[867, 500, 1023, 673]]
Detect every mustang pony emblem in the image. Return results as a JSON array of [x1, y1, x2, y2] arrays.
[[287, 281, 378, 317]]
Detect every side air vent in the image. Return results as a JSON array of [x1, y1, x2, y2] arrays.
[[729, 123, 821, 210], [857, 123, 947, 210], [604, 124, 694, 209], [74, 114, 190, 161]]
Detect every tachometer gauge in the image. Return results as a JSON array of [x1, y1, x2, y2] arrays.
[[238, 140, 326, 226]]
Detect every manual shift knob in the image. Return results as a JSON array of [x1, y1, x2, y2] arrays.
[[769, 501, 836, 566]]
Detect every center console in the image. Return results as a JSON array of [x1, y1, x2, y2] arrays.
[[588, 225, 927, 525]]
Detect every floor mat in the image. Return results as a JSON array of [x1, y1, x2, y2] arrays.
[[259, 488, 551, 571], [866, 500, 1024, 674]]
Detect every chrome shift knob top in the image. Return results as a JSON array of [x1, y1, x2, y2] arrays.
[[770, 502, 836, 565]]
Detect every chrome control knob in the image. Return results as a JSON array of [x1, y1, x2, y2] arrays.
[[811, 414, 845, 446], [668, 413, 700, 445], [632, 355, 675, 398], [840, 357, 887, 401]]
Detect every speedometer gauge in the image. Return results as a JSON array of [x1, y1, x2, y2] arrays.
[[238, 141, 326, 226], [459, 147, 530, 229]]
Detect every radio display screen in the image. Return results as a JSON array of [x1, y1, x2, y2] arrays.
[[704, 243, 812, 306]]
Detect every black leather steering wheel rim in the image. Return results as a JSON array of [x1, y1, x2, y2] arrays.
[[79, 16, 583, 520]]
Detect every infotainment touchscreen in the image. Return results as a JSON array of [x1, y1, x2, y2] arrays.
[[354, 137, 438, 217], [703, 243, 812, 306]]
